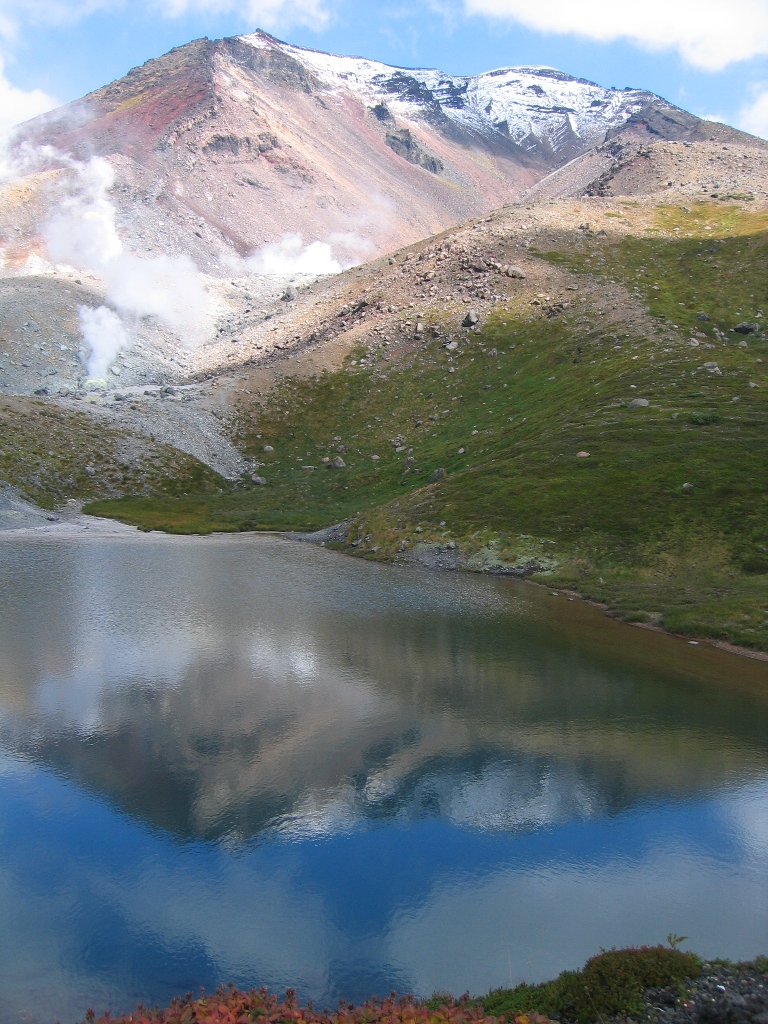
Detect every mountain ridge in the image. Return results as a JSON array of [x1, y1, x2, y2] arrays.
[[240, 31, 662, 157], [6, 29, 762, 280]]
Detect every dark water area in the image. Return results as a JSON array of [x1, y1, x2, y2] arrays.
[[0, 532, 766, 1024]]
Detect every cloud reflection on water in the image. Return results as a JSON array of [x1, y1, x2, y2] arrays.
[[0, 534, 767, 1023], [1, 534, 767, 844]]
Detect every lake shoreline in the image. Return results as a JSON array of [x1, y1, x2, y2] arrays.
[[2, 492, 766, 664], [72, 951, 768, 1024], [536, 584, 768, 663], [289, 526, 768, 664]]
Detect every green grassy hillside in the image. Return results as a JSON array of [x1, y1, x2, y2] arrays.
[[0, 397, 224, 507], [88, 203, 768, 650]]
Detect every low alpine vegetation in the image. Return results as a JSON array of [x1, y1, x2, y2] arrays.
[[482, 946, 702, 1023], [81, 987, 540, 1024], [81, 947, 706, 1024]]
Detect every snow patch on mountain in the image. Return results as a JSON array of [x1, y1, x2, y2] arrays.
[[240, 31, 656, 154]]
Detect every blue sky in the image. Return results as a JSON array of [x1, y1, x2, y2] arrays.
[[2, 0, 768, 140]]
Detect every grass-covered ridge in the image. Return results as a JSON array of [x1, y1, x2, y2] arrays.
[[540, 202, 768, 342], [88, 202, 768, 650]]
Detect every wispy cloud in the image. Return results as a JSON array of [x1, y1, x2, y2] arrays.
[[0, 0, 107, 43], [0, 0, 331, 43], [462, 0, 768, 72], [153, 0, 331, 29], [44, 155, 213, 372], [0, 58, 56, 136], [737, 84, 768, 139]]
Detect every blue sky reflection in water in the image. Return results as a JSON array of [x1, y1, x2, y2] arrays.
[[0, 533, 767, 1024]]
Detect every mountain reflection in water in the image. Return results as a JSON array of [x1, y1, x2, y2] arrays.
[[0, 533, 766, 1024]]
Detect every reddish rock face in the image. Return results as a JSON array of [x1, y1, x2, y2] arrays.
[[11, 35, 533, 268], [12, 30, 760, 277]]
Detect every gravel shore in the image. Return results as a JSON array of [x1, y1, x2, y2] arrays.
[[628, 961, 768, 1024]]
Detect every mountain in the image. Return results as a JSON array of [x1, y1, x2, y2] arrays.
[[1, 32, 768, 651], [5, 31, 758, 274]]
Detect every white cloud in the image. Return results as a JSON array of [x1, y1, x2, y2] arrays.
[[738, 86, 768, 139], [0, 0, 330, 39], [0, 0, 106, 43], [246, 233, 343, 276], [0, 58, 56, 135], [463, 0, 768, 71], [156, 0, 330, 28]]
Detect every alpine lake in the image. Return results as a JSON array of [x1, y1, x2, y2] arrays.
[[1, 530, 767, 1024]]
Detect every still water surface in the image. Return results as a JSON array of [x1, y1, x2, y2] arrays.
[[1, 532, 767, 1024]]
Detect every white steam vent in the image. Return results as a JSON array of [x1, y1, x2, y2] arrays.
[[77, 306, 129, 379], [246, 233, 342, 277], [45, 156, 212, 377]]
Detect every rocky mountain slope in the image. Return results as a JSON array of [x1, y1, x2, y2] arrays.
[[1, 33, 763, 417], [79, 188, 767, 652], [4, 31, 762, 278]]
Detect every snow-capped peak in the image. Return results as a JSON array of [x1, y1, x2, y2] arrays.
[[240, 31, 657, 155]]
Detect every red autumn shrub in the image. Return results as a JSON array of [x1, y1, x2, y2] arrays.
[[81, 986, 553, 1024]]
